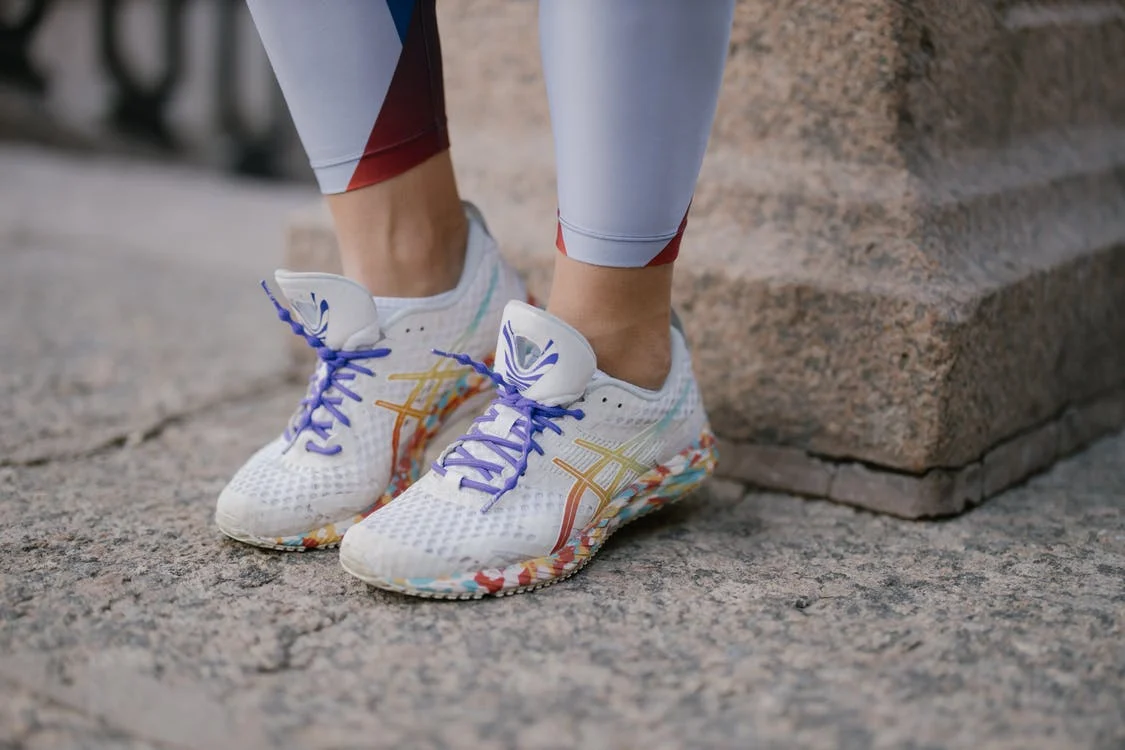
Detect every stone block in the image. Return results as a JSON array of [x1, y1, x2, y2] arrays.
[[828, 461, 983, 520], [717, 440, 834, 497], [283, 0, 1125, 517], [983, 422, 1061, 497], [1059, 387, 1125, 458]]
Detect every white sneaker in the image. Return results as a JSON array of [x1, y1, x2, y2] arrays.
[[215, 205, 527, 550], [339, 300, 719, 597]]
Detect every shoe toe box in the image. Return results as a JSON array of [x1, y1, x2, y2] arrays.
[[340, 522, 456, 582], [339, 478, 558, 585], [215, 441, 384, 541]]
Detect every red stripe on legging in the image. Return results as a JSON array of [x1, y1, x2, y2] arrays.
[[553, 203, 691, 266], [555, 211, 568, 255], [347, 0, 448, 191], [645, 205, 691, 266]]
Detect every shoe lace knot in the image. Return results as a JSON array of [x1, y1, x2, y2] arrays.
[[430, 349, 584, 513], [263, 281, 390, 456]]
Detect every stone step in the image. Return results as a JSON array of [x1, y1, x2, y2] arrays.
[[284, 0, 1125, 518]]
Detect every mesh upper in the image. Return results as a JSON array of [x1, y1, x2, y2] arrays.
[[343, 329, 707, 575], [216, 218, 526, 538]]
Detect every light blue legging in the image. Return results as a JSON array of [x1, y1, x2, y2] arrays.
[[248, 0, 734, 268]]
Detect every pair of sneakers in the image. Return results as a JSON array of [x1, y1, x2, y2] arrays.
[[215, 204, 718, 599]]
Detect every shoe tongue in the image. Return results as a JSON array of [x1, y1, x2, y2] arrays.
[[494, 301, 595, 405], [274, 270, 381, 350]]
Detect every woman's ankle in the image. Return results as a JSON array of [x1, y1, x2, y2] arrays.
[[547, 255, 674, 390], [328, 151, 468, 298]]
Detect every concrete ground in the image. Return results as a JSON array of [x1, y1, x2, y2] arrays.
[[1, 146, 1123, 750]]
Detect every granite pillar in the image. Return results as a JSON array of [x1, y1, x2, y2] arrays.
[[286, 0, 1125, 517]]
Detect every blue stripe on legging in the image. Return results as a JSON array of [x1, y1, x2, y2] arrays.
[[386, 0, 415, 44]]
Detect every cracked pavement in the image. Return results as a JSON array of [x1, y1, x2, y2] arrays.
[[2, 147, 1124, 749]]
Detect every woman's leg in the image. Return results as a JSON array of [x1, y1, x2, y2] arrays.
[[541, 0, 734, 388], [339, 0, 734, 597], [246, 0, 466, 296], [218, 1, 528, 551]]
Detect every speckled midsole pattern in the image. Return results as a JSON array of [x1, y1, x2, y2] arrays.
[[216, 367, 493, 551], [341, 429, 719, 596]]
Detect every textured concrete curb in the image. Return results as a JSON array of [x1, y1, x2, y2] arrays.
[[720, 386, 1125, 519]]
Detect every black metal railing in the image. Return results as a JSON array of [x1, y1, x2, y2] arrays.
[[0, 0, 293, 180], [0, 0, 50, 93], [99, 0, 186, 149]]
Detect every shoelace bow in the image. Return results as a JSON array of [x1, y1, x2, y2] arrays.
[[431, 349, 585, 513], [263, 282, 390, 455]]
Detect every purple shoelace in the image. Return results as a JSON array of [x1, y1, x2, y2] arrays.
[[431, 349, 584, 513], [263, 282, 390, 456]]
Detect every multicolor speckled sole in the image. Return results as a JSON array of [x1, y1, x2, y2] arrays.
[[340, 429, 719, 598], [216, 367, 493, 552]]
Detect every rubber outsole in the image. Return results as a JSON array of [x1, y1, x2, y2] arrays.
[[339, 430, 719, 599]]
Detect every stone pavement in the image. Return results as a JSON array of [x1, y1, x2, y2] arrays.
[[1, 146, 1123, 749]]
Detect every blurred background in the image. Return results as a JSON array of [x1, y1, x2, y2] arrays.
[[0, 0, 309, 181]]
